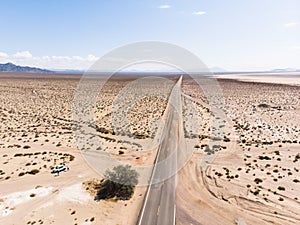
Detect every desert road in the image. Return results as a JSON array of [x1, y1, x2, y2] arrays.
[[137, 76, 184, 225]]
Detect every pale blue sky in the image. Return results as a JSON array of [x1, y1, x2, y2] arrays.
[[0, 0, 299, 71]]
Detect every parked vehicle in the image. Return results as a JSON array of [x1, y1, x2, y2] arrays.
[[51, 163, 69, 174]]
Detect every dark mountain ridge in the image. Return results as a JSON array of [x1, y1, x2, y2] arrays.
[[0, 63, 53, 73]]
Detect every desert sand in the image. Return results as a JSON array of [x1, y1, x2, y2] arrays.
[[0, 73, 179, 225], [213, 72, 300, 86], [0, 73, 299, 224], [177, 75, 300, 224]]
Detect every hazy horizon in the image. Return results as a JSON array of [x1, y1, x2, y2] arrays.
[[1, 61, 300, 74]]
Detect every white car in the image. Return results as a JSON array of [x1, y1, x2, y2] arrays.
[[51, 164, 69, 174]]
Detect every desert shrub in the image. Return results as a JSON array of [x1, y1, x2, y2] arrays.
[[294, 154, 300, 162], [253, 190, 260, 195], [254, 178, 263, 184], [19, 172, 26, 177], [95, 165, 139, 201], [274, 151, 280, 156], [223, 137, 230, 142], [69, 155, 75, 161], [258, 155, 271, 160], [278, 186, 285, 191], [27, 169, 40, 175], [258, 103, 270, 108]]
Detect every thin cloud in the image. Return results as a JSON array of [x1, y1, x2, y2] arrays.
[[284, 22, 299, 28], [0, 52, 100, 70], [13, 51, 33, 58], [158, 5, 171, 9], [292, 46, 300, 50], [0, 52, 8, 58], [193, 11, 207, 16], [87, 54, 99, 62]]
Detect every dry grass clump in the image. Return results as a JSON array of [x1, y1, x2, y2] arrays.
[[83, 179, 104, 197]]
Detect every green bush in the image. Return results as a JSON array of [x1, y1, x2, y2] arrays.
[[95, 165, 139, 201]]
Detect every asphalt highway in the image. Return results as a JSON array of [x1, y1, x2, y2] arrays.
[[137, 76, 183, 225]]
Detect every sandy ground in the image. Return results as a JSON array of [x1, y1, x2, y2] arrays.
[[0, 73, 299, 224], [177, 75, 300, 224], [0, 74, 173, 225], [213, 73, 300, 86]]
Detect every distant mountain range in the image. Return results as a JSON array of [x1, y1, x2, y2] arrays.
[[271, 68, 300, 73], [0, 62, 299, 74], [0, 63, 53, 73], [212, 68, 300, 74]]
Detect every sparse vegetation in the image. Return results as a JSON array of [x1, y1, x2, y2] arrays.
[[258, 103, 270, 108], [258, 155, 271, 160], [18, 172, 26, 177], [254, 178, 263, 184], [278, 186, 285, 191], [27, 169, 40, 175]]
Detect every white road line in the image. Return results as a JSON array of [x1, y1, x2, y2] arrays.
[[173, 204, 176, 225]]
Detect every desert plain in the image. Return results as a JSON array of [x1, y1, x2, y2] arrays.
[[0, 72, 299, 225]]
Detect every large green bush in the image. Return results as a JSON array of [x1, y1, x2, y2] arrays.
[[95, 165, 139, 201]]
